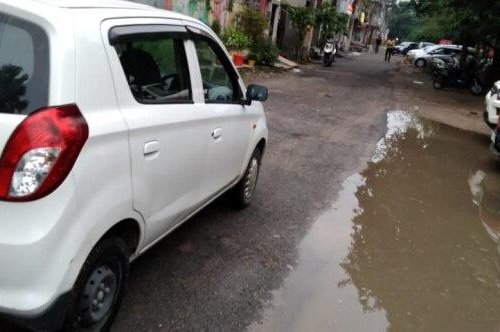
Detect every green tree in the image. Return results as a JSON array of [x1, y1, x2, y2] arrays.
[[315, 3, 349, 46], [387, 2, 421, 41], [236, 7, 269, 42], [282, 3, 315, 61], [411, 0, 500, 80]]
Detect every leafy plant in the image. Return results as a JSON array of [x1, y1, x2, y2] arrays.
[[222, 27, 251, 51], [236, 7, 269, 42], [249, 38, 280, 65], [314, 3, 349, 46]]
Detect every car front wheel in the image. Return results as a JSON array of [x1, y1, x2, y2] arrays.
[[415, 58, 426, 68], [64, 237, 129, 331], [231, 148, 262, 209]]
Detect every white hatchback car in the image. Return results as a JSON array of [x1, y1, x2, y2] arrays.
[[485, 81, 500, 129], [0, 0, 268, 330]]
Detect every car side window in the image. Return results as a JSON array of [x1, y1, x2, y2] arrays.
[[193, 38, 242, 103], [111, 33, 191, 104]]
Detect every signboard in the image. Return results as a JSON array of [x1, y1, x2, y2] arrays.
[[338, 0, 355, 15]]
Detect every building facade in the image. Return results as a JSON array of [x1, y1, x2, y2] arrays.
[[129, 0, 270, 29]]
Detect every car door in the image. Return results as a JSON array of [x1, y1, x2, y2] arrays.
[[103, 20, 213, 244], [188, 27, 255, 197], [431, 47, 447, 60]]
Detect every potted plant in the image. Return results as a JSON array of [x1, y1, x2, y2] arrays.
[[222, 27, 251, 66]]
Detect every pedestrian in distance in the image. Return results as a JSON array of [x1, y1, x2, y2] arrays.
[[375, 35, 382, 54], [385, 37, 395, 62]]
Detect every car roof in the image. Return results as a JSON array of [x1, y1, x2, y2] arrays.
[[2, 0, 200, 26], [25, 0, 153, 10]]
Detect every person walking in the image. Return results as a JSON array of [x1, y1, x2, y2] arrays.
[[375, 35, 382, 54], [385, 37, 395, 62]]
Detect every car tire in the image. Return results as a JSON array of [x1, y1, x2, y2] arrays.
[[230, 148, 262, 209], [433, 76, 444, 89], [63, 237, 129, 332], [415, 58, 426, 68]]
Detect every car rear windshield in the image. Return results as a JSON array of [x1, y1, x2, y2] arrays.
[[0, 13, 49, 115]]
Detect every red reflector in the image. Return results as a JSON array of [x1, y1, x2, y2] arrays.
[[0, 104, 88, 201]]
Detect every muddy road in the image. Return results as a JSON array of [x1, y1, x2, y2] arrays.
[[3, 54, 498, 332], [250, 112, 500, 331]]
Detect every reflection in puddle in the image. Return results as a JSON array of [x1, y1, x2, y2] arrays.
[[250, 112, 500, 332]]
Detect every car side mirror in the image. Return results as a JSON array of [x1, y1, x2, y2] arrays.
[[245, 84, 268, 105]]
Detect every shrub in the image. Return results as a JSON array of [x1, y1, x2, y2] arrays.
[[236, 7, 269, 42], [249, 39, 280, 65], [222, 27, 251, 51]]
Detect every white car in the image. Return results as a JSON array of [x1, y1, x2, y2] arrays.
[[485, 81, 500, 129], [410, 45, 464, 68], [0, 0, 268, 330]]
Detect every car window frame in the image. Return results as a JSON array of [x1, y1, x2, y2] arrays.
[[187, 27, 245, 105], [108, 24, 194, 105]]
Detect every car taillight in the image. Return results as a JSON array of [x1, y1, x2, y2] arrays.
[[0, 104, 88, 201]]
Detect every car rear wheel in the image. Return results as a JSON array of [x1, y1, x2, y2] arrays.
[[433, 76, 445, 89], [230, 148, 262, 209], [64, 237, 129, 331]]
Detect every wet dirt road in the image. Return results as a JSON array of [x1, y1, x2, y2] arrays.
[[250, 112, 500, 332], [3, 54, 498, 332]]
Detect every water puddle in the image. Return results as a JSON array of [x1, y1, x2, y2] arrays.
[[250, 111, 500, 331]]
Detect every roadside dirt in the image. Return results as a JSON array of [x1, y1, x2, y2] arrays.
[[390, 58, 488, 135]]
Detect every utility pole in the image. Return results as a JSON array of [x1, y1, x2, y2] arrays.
[[271, 0, 281, 44]]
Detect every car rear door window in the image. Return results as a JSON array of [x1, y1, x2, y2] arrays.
[[193, 38, 242, 103], [0, 14, 49, 115], [111, 28, 192, 104]]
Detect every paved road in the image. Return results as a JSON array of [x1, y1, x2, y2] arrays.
[[111, 53, 394, 331], [1, 53, 396, 331]]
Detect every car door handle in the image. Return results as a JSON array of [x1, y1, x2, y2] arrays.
[[212, 128, 223, 140], [143, 140, 160, 157]]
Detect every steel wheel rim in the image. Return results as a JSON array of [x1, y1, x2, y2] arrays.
[[244, 158, 259, 200], [78, 264, 119, 326]]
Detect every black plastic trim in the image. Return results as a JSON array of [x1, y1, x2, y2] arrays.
[[0, 292, 71, 332], [109, 24, 188, 45]]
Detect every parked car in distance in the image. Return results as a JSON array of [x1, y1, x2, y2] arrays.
[[418, 42, 435, 49], [0, 0, 268, 330], [485, 81, 500, 129], [393, 41, 418, 56], [411, 45, 474, 68], [406, 45, 433, 61]]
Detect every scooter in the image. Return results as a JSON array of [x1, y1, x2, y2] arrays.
[[323, 38, 337, 67], [433, 57, 492, 96]]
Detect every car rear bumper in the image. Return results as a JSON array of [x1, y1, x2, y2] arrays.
[[0, 178, 78, 330], [0, 292, 70, 331]]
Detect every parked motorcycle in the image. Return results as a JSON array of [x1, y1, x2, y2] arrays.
[[471, 58, 494, 96], [432, 57, 491, 96], [323, 38, 337, 67]]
